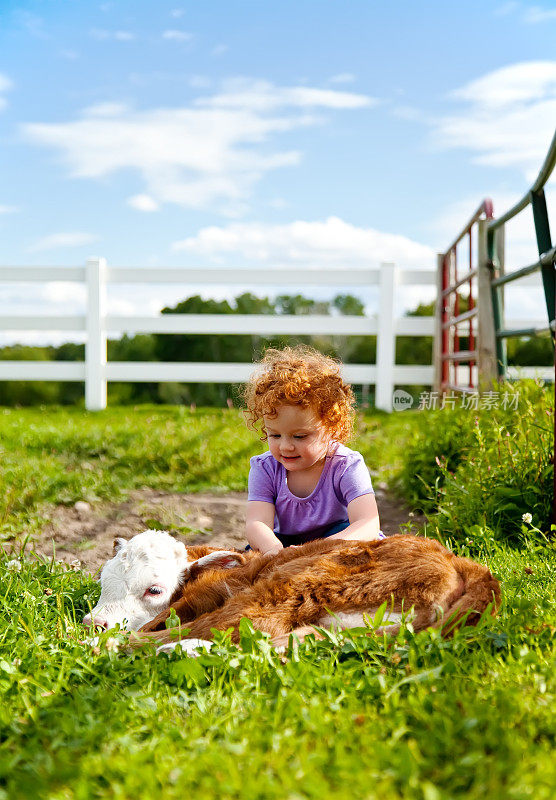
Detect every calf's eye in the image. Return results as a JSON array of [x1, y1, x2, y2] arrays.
[[147, 586, 163, 596]]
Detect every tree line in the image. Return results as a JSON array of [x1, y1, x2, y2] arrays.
[[0, 292, 552, 407]]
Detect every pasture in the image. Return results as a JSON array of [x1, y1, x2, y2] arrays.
[[0, 386, 554, 799]]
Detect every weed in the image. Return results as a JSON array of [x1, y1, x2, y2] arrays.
[[395, 381, 554, 543]]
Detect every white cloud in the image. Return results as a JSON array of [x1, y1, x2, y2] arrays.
[[211, 44, 228, 57], [43, 282, 86, 305], [15, 10, 48, 39], [494, 2, 556, 23], [171, 8, 185, 18], [0, 74, 12, 92], [189, 75, 212, 89], [435, 61, 556, 179], [0, 73, 13, 111], [198, 78, 375, 111], [392, 105, 426, 122], [493, 2, 520, 16], [127, 194, 159, 212], [524, 5, 556, 23], [267, 198, 288, 209], [0, 204, 18, 214], [451, 61, 556, 107], [172, 216, 435, 268], [90, 29, 135, 42], [23, 79, 376, 215], [84, 102, 130, 117], [28, 232, 99, 252], [173, 217, 436, 318], [162, 30, 192, 42], [329, 73, 356, 84]]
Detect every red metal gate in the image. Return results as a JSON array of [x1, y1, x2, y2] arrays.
[[438, 200, 494, 393]]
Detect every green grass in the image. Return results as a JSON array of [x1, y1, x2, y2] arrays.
[[0, 406, 259, 541], [0, 400, 554, 799], [0, 405, 399, 542], [394, 381, 554, 542]]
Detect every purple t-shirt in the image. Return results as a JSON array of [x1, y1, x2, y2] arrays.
[[247, 443, 374, 540]]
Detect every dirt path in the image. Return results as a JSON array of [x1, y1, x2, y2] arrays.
[[30, 487, 426, 574]]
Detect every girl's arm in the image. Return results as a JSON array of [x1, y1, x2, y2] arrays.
[[246, 500, 283, 555], [327, 494, 381, 542]]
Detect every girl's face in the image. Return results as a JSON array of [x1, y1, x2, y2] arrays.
[[263, 404, 331, 472]]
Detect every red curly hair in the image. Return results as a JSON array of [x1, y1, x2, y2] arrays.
[[243, 345, 355, 442]]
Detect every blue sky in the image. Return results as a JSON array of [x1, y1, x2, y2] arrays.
[[1, 0, 555, 342]]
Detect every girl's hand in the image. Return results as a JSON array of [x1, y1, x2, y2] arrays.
[[328, 494, 381, 542], [246, 501, 282, 554], [262, 546, 283, 556]]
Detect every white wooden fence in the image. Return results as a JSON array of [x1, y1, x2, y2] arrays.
[[0, 260, 550, 411]]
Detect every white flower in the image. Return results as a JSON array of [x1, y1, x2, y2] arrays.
[[522, 513, 533, 525]]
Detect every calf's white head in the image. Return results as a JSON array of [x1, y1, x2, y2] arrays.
[[83, 530, 243, 632]]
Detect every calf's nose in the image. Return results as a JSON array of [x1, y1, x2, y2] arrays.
[[83, 613, 109, 631]]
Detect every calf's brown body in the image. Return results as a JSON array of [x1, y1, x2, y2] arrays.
[[137, 535, 500, 648]]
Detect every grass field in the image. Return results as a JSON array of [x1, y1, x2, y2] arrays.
[[0, 397, 554, 799]]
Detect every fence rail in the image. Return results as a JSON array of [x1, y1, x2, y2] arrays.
[[0, 313, 440, 336], [1, 258, 551, 411], [1, 261, 442, 412]]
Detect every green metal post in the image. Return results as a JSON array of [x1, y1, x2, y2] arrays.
[[530, 189, 555, 526], [531, 189, 555, 345], [487, 225, 506, 377]]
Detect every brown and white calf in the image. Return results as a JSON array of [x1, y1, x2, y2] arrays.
[[84, 530, 501, 655]]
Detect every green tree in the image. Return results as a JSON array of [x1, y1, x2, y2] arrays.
[[275, 295, 330, 316], [155, 295, 246, 405], [234, 293, 275, 315], [396, 301, 434, 366], [3, 289, 550, 408], [333, 294, 365, 317], [507, 334, 553, 367], [0, 345, 59, 405]]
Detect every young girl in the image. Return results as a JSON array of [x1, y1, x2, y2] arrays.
[[243, 345, 384, 555]]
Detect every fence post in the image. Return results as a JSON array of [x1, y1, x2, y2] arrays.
[[495, 222, 505, 317], [375, 262, 396, 412], [433, 253, 444, 393], [85, 257, 107, 410], [477, 220, 498, 388]]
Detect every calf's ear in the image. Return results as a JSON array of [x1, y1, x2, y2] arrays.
[[113, 537, 127, 554], [173, 540, 187, 561], [189, 550, 246, 578]]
